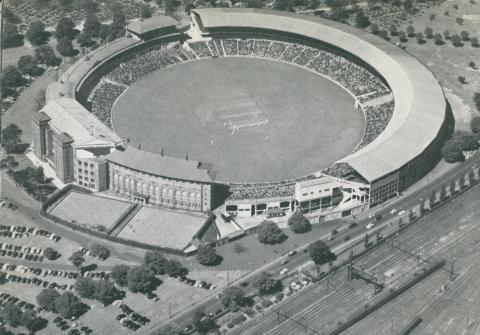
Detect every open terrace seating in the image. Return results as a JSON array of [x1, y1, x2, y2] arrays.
[[265, 41, 288, 59], [252, 39, 272, 57], [356, 101, 394, 150], [187, 41, 213, 58], [321, 162, 357, 179], [227, 182, 295, 201], [238, 39, 254, 56], [280, 43, 304, 62], [222, 39, 238, 55]]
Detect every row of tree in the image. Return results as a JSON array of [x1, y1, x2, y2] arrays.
[[0, 302, 47, 333], [36, 289, 89, 319], [74, 277, 123, 305], [442, 130, 480, 163]]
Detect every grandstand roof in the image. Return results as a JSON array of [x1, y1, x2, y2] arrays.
[[127, 16, 178, 35], [105, 146, 214, 183], [192, 8, 447, 183], [61, 37, 140, 97], [39, 98, 122, 148]]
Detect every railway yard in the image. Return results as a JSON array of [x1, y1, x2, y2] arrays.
[[229, 183, 480, 335]]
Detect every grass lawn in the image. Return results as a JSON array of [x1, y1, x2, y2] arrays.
[[189, 220, 342, 271], [112, 57, 362, 182], [49, 191, 132, 231], [117, 207, 206, 250], [368, 1, 480, 130]]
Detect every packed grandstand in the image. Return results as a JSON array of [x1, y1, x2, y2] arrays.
[[87, 38, 394, 164]]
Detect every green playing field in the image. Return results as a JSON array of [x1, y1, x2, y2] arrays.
[[112, 56, 364, 182]]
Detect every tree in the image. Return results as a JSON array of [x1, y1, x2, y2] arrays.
[[43, 247, 60, 260], [74, 277, 97, 299], [69, 251, 85, 267], [56, 37, 78, 56], [34, 45, 58, 66], [415, 32, 425, 44], [192, 309, 216, 335], [220, 286, 246, 308], [253, 272, 282, 296], [54, 292, 88, 318], [257, 221, 285, 244], [4, 6, 21, 24], [245, 0, 264, 8], [389, 24, 398, 36], [378, 30, 389, 40], [36, 288, 60, 312], [56, 0, 74, 10], [1, 123, 22, 153], [370, 23, 379, 35], [55, 17, 77, 40], [1, 66, 24, 88], [18, 55, 40, 76], [451, 34, 463, 47], [355, 11, 370, 28], [453, 131, 479, 151], [111, 265, 130, 286], [76, 32, 94, 48], [474, 93, 480, 112], [398, 31, 408, 42], [89, 243, 110, 260], [471, 37, 479, 47], [406, 25, 415, 37], [458, 76, 467, 84], [273, 0, 296, 12], [429, 190, 437, 206], [83, 14, 101, 38], [98, 24, 112, 41], [141, 4, 153, 18], [441, 138, 465, 163], [26, 21, 49, 46], [433, 33, 444, 45], [165, 260, 188, 277], [94, 280, 120, 305], [287, 211, 311, 233], [109, 4, 126, 40], [21, 310, 45, 334], [424, 27, 434, 38], [469, 61, 478, 69], [80, 0, 99, 13], [127, 266, 159, 293], [144, 251, 170, 275], [443, 30, 450, 40], [2, 23, 24, 48], [471, 116, 480, 133], [196, 245, 219, 266], [460, 30, 470, 41], [1, 302, 23, 327], [403, 0, 413, 10], [308, 240, 336, 266]]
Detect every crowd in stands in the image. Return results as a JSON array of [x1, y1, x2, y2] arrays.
[[321, 163, 357, 179], [89, 79, 127, 127], [227, 182, 295, 201], [186, 38, 390, 99], [356, 101, 394, 150]]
